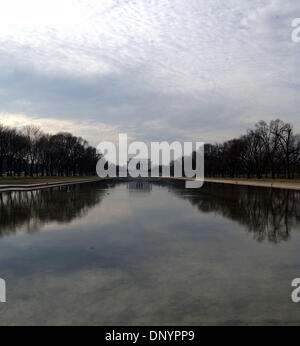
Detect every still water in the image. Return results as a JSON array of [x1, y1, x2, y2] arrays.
[[0, 179, 300, 325]]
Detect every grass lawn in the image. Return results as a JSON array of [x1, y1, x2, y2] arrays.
[[0, 176, 100, 185]]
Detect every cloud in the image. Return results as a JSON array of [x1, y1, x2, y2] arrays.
[[0, 0, 300, 143], [0, 112, 120, 145]]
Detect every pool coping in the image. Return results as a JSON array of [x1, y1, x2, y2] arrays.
[[0, 178, 104, 192], [204, 178, 300, 191], [1, 176, 300, 192], [158, 177, 300, 191]]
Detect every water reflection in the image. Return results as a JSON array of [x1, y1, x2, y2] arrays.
[[0, 183, 107, 237], [127, 181, 152, 193], [1, 179, 300, 243], [166, 181, 300, 243], [1, 179, 300, 325]]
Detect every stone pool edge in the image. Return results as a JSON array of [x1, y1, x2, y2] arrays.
[[0, 178, 105, 192]]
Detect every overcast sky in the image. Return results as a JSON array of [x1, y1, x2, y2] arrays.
[[0, 0, 300, 145]]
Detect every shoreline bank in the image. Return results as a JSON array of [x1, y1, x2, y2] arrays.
[[205, 178, 300, 190], [158, 176, 300, 191], [2, 176, 300, 192], [0, 178, 103, 192]]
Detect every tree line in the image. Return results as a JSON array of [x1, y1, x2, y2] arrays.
[[1, 118, 300, 179], [166, 179, 300, 243], [0, 124, 100, 176], [0, 182, 107, 235], [204, 119, 300, 179]]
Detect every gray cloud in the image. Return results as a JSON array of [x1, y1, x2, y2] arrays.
[[0, 0, 300, 144]]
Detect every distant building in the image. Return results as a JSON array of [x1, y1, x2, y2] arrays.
[[128, 181, 152, 192], [127, 158, 151, 176]]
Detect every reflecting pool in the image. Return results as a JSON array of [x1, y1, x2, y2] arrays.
[[0, 180, 300, 325]]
